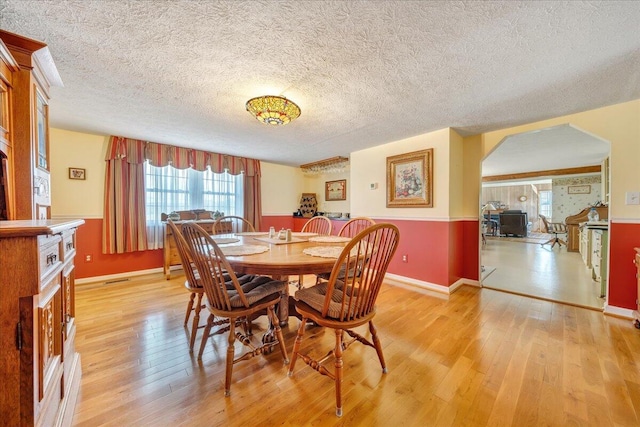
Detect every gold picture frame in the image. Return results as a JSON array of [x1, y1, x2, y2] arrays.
[[387, 149, 433, 208], [567, 184, 590, 194], [68, 167, 86, 180], [325, 179, 346, 201]]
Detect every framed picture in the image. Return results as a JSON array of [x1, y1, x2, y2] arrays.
[[325, 179, 346, 201], [387, 148, 433, 208], [68, 167, 86, 180], [568, 184, 590, 194]]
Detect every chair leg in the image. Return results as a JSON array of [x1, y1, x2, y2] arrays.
[[197, 313, 214, 360], [224, 319, 237, 397], [369, 321, 387, 374], [189, 293, 203, 352], [541, 237, 555, 247], [334, 329, 344, 417], [268, 305, 289, 364], [287, 317, 307, 376], [184, 292, 196, 325]]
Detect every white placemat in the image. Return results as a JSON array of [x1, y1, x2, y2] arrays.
[[303, 246, 345, 258], [291, 232, 319, 238], [308, 236, 351, 243], [212, 237, 240, 244], [234, 231, 269, 236], [219, 244, 269, 256]]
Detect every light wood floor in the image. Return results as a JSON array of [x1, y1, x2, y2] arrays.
[[72, 274, 640, 426], [481, 239, 604, 310]]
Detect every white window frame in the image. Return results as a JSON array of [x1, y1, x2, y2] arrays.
[[144, 162, 243, 248]]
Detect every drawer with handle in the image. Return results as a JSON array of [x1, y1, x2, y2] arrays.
[[38, 234, 62, 283], [61, 229, 76, 260]]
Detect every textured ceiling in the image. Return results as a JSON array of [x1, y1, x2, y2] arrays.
[[1, 0, 639, 169]]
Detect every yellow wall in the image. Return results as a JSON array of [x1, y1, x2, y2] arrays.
[[462, 134, 483, 218], [50, 99, 639, 223], [260, 161, 305, 215], [50, 128, 108, 218], [449, 129, 465, 218], [49, 128, 304, 218], [350, 127, 452, 219], [476, 99, 640, 220], [302, 171, 350, 216]]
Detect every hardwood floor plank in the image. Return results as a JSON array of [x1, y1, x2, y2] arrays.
[[71, 273, 640, 426]]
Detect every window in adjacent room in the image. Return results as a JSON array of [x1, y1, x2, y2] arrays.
[[144, 162, 243, 248], [539, 190, 552, 219]]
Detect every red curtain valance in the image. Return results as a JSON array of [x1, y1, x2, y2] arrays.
[[105, 136, 261, 176]]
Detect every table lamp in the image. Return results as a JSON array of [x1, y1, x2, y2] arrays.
[[482, 203, 497, 218]]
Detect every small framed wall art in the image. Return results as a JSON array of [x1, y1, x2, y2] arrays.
[[387, 148, 433, 207], [68, 167, 86, 180], [568, 184, 590, 194], [325, 179, 346, 201]]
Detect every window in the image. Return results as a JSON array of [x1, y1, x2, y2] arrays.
[[144, 162, 243, 248], [539, 190, 552, 219]]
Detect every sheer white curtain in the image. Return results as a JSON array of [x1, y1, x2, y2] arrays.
[[144, 162, 244, 249]]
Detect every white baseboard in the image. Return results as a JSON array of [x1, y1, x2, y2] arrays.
[[76, 267, 166, 285], [603, 303, 634, 320], [384, 273, 452, 294]]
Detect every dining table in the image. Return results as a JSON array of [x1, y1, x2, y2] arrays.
[[213, 232, 351, 325]]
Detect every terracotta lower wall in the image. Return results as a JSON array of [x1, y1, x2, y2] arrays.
[[75, 218, 163, 279], [244, 215, 477, 287], [75, 216, 638, 312], [608, 221, 640, 310], [76, 217, 466, 285]]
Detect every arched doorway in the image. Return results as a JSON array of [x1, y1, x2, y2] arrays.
[[479, 124, 610, 310]]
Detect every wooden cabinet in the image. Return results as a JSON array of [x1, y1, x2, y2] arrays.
[[579, 226, 592, 268], [633, 248, 640, 329], [0, 30, 61, 221], [565, 206, 608, 252], [591, 229, 608, 298], [0, 35, 17, 220], [161, 211, 223, 279], [0, 219, 84, 427], [163, 219, 216, 279]]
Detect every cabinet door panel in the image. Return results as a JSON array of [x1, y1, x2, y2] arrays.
[[38, 275, 62, 401], [62, 263, 75, 334]]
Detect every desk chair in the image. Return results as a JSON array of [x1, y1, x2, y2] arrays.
[[540, 214, 568, 248]]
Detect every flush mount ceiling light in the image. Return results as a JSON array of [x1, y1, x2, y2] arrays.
[[245, 95, 301, 125]]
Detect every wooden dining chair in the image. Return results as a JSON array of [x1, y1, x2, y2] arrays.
[[337, 217, 375, 238], [180, 222, 289, 396], [214, 215, 255, 234], [301, 215, 332, 235], [167, 220, 207, 352], [297, 216, 333, 287], [168, 219, 245, 351], [287, 223, 400, 417], [313, 217, 376, 285]]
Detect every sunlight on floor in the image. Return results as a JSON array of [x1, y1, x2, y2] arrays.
[[480, 239, 604, 310]]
